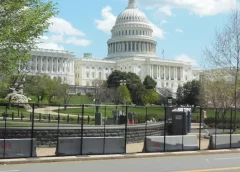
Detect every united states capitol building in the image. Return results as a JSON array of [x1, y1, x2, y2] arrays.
[[27, 0, 201, 97]]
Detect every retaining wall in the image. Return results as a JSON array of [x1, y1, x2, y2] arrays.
[[0, 123, 164, 147]]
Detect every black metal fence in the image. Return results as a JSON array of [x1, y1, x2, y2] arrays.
[[0, 103, 239, 159]]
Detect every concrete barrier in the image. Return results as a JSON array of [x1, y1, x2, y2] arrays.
[[209, 134, 240, 149], [0, 138, 37, 158], [56, 137, 125, 155], [144, 135, 199, 152]]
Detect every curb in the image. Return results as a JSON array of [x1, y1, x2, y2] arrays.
[[1, 149, 240, 165]]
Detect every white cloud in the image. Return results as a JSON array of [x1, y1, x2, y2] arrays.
[[49, 17, 85, 36], [37, 17, 91, 50], [138, 0, 238, 16], [95, 6, 117, 34], [175, 54, 198, 66], [149, 23, 165, 39], [65, 37, 91, 46], [158, 6, 172, 16], [37, 36, 64, 50], [161, 20, 168, 24], [37, 42, 64, 50], [176, 28, 183, 33]]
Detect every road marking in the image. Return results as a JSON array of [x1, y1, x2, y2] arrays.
[[176, 166, 240, 172], [214, 157, 240, 161], [0, 170, 19, 172]]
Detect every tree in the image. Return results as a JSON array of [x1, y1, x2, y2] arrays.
[[141, 89, 160, 105], [107, 70, 127, 88], [24, 74, 52, 103], [0, 0, 57, 75], [93, 79, 115, 112], [143, 75, 157, 89], [115, 85, 131, 105], [183, 80, 200, 108], [202, 9, 240, 131], [57, 83, 72, 109], [176, 86, 184, 105]]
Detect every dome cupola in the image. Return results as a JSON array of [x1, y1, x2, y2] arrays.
[[105, 0, 157, 60]]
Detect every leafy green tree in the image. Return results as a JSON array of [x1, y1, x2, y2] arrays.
[[183, 80, 200, 107], [115, 85, 131, 105], [107, 70, 127, 88], [141, 89, 160, 105], [24, 74, 52, 102], [143, 75, 157, 89], [176, 86, 184, 105], [0, 0, 57, 75]]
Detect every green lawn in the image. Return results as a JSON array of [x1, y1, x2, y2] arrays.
[[68, 95, 94, 104], [0, 106, 27, 116]]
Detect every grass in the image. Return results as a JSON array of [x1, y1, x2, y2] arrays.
[[0, 106, 27, 115], [68, 95, 94, 104], [55, 106, 166, 122]]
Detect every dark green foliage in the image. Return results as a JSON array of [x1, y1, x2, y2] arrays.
[[143, 75, 157, 89]]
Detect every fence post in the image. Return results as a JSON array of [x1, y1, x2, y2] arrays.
[[80, 104, 84, 155], [12, 112, 14, 121], [124, 105, 128, 154], [144, 106, 148, 153], [67, 114, 69, 123], [230, 108, 233, 149], [77, 114, 80, 124], [21, 112, 23, 121], [48, 114, 51, 123], [3, 105, 7, 158], [30, 104, 35, 157], [214, 109, 217, 149], [88, 116, 90, 124], [103, 106, 106, 154], [56, 105, 60, 156], [163, 106, 167, 152], [199, 108, 202, 151]]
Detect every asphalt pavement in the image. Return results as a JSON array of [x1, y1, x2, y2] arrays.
[[1, 153, 240, 172]]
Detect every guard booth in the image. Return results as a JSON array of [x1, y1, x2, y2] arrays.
[[172, 108, 191, 135]]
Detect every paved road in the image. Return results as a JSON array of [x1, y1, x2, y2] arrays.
[[1, 153, 240, 172]]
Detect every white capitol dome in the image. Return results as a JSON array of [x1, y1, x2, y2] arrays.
[[106, 0, 157, 60], [115, 5, 149, 25]]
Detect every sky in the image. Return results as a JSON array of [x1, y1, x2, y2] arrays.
[[38, 0, 239, 68]]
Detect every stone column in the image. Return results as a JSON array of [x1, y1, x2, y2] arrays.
[[46, 57, 48, 72], [35, 57, 37, 72], [40, 56, 43, 72], [164, 66, 166, 80], [51, 57, 54, 73]]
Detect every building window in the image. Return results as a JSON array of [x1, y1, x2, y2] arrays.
[[86, 72, 89, 78], [99, 72, 101, 78], [92, 72, 95, 78]]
